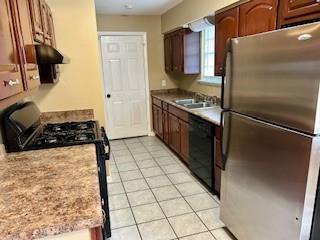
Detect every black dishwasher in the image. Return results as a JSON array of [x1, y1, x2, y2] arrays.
[[189, 115, 214, 188]]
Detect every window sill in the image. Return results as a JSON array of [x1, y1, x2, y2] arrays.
[[198, 76, 222, 86]]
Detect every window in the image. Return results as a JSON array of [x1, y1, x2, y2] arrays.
[[199, 26, 221, 85]]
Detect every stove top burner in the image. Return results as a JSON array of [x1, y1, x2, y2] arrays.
[[34, 136, 64, 146], [29, 121, 99, 148]]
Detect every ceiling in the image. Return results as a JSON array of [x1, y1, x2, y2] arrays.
[[95, 0, 183, 15]]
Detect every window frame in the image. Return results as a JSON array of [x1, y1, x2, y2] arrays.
[[199, 25, 222, 86]]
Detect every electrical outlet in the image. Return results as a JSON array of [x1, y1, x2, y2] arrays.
[[162, 80, 167, 87]]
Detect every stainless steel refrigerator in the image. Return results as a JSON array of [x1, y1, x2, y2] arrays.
[[220, 22, 320, 240]]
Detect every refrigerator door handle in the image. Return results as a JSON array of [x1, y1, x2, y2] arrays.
[[220, 110, 230, 171], [221, 38, 233, 110]]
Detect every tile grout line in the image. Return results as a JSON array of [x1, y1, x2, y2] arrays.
[[109, 146, 144, 240], [138, 137, 213, 239], [110, 137, 222, 239], [139, 137, 222, 239], [125, 138, 178, 240], [138, 137, 219, 240]]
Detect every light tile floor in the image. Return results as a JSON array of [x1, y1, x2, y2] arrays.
[[107, 136, 235, 240]]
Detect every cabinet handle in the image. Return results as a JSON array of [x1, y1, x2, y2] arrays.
[[30, 75, 40, 81], [36, 31, 44, 35], [3, 79, 20, 87]]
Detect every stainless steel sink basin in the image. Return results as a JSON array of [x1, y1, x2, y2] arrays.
[[184, 102, 215, 109], [174, 99, 197, 105], [174, 99, 216, 109]]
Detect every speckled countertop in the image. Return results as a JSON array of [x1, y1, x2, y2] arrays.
[[152, 93, 222, 126], [0, 145, 103, 240]]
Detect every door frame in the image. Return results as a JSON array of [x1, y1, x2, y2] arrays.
[[98, 31, 152, 139]]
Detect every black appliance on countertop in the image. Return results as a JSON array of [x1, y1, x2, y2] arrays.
[[2, 102, 111, 239]]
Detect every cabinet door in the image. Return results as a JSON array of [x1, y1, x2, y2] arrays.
[[40, 0, 51, 45], [157, 106, 163, 139], [28, 0, 44, 43], [14, 0, 40, 90], [153, 105, 163, 139], [47, 7, 56, 47], [163, 110, 169, 144], [215, 8, 239, 76], [239, 0, 278, 37], [152, 105, 159, 135], [180, 120, 189, 164], [171, 31, 183, 72], [168, 113, 180, 154], [0, 0, 24, 100], [164, 35, 172, 72], [279, 0, 320, 26]]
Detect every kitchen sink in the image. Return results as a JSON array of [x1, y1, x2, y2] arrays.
[[174, 99, 198, 105], [184, 102, 215, 109], [174, 99, 216, 109]]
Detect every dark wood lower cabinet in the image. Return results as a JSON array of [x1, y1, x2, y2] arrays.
[[90, 227, 103, 240], [168, 113, 180, 154], [152, 104, 163, 139], [152, 97, 221, 195], [163, 110, 169, 144], [180, 119, 189, 164]]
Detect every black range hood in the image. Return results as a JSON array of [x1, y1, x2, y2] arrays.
[[35, 45, 70, 64]]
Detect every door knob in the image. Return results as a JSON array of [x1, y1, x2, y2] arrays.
[[106, 94, 111, 98]]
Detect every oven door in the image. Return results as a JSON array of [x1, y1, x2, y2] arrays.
[[96, 130, 111, 239]]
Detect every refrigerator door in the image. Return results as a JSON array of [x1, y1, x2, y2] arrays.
[[223, 22, 320, 135], [220, 111, 320, 240]]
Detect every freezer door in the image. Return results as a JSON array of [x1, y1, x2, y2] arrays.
[[223, 22, 320, 135], [220, 112, 320, 240]]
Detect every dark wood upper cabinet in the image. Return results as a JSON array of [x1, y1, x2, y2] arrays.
[[164, 28, 200, 74], [239, 0, 278, 36], [215, 8, 239, 76], [28, 0, 44, 43], [47, 7, 56, 47], [0, 0, 25, 100], [164, 35, 172, 72], [14, 0, 40, 90], [171, 32, 184, 72], [278, 0, 320, 27], [0, 0, 56, 108], [40, 0, 52, 45]]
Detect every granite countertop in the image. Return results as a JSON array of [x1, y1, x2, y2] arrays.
[[0, 145, 103, 240], [152, 92, 222, 126]]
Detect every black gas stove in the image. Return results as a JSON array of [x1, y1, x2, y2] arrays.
[[28, 121, 100, 149], [2, 102, 111, 239]]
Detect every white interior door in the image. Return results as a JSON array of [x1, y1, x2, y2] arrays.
[[100, 35, 148, 140]]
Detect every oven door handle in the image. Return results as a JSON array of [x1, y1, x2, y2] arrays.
[[101, 127, 110, 160]]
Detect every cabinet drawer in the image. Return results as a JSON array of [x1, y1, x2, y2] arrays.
[[168, 105, 189, 122], [152, 97, 162, 108]]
